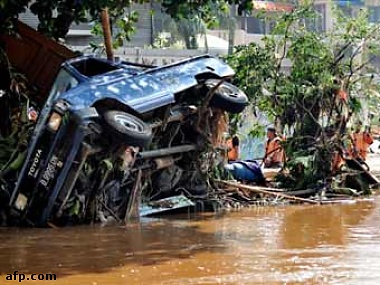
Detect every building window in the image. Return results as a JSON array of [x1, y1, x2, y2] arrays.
[[369, 6, 380, 23], [314, 4, 326, 32], [339, 5, 353, 18], [246, 16, 266, 34], [304, 4, 326, 33], [244, 14, 280, 34]]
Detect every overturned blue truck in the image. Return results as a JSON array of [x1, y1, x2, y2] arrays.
[[8, 55, 248, 227]]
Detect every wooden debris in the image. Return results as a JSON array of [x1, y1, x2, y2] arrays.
[[100, 8, 114, 61], [125, 170, 142, 222], [345, 158, 380, 185], [216, 180, 319, 204]]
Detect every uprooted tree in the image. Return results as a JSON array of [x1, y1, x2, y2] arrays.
[[227, 4, 380, 192]]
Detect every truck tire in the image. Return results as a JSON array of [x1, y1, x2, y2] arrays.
[[103, 111, 152, 147], [206, 79, 248, 114]]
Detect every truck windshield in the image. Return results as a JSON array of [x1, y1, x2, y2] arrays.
[[48, 68, 79, 99]]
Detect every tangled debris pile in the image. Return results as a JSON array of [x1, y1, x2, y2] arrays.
[[0, 51, 255, 227], [1, 53, 378, 228], [0, 24, 264, 227], [0, 48, 41, 224]]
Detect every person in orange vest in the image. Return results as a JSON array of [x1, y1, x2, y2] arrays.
[[264, 127, 284, 168], [226, 135, 239, 162], [362, 126, 374, 160], [350, 123, 374, 161]]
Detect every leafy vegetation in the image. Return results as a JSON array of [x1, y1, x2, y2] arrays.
[[227, 3, 380, 191], [0, 0, 251, 40], [0, 49, 36, 192]]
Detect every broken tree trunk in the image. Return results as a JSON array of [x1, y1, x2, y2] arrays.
[[216, 180, 319, 204], [346, 158, 380, 185], [100, 8, 114, 61], [125, 170, 142, 222]]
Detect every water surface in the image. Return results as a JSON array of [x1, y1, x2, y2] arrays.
[[0, 198, 379, 284]]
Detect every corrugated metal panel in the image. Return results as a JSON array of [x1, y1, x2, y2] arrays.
[[19, 11, 39, 29], [131, 3, 153, 32], [66, 35, 102, 47], [126, 29, 152, 47]]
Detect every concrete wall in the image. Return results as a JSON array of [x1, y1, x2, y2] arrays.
[[72, 46, 228, 65], [117, 48, 211, 65]]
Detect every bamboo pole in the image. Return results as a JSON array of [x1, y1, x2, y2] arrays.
[[216, 180, 319, 204], [100, 8, 114, 61]]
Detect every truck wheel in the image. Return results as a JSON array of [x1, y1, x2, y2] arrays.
[[206, 79, 248, 114], [103, 111, 152, 147]]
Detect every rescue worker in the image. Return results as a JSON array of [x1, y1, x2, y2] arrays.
[[350, 123, 374, 162], [226, 135, 239, 162], [362, 126, 374, 160], [264, 127, 284, 168]]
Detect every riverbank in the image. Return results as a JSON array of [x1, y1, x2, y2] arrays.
[[208, 153, 380, 211]]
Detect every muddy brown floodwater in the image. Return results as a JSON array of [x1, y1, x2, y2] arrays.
[[1, 197, 380, 285]]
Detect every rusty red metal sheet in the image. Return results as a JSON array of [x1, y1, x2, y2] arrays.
[[0, 21, 76, 103]]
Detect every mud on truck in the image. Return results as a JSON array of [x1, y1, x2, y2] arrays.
[[7, 55, 248, 227]]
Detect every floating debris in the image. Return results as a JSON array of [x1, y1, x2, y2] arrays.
[[139, 195, 195, 217]]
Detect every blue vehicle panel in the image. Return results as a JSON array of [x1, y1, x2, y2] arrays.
[[59, 55, 234, 113]]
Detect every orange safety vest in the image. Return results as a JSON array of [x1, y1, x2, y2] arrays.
[[265, 137, 284, 165], [351, 132, 374, 161], [227, 138, 239, 161], [332, 151, 345, 173]]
